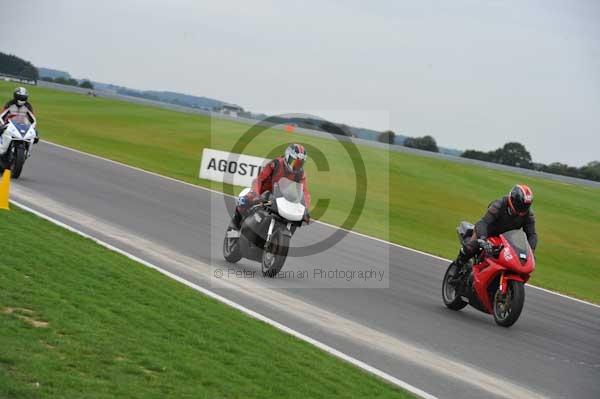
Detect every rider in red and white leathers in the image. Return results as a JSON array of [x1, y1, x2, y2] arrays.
[[231, 143, 311, 229]]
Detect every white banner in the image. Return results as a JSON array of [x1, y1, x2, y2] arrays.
[[199, 148, 268, 187]]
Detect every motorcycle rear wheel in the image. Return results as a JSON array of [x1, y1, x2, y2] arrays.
[[493, 280, 525, 327], [442, 262, 468, 310]]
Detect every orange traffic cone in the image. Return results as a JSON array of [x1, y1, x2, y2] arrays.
[[0, 169, 11, 210]]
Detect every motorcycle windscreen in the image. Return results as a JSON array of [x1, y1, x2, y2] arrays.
[[502, 229, 530, 260], [10, 114, 31, 125], [9, 114, 31, 125], [274, 177, 304, 204], [274, 177, 305, 221], [9, 114, 32, 136]]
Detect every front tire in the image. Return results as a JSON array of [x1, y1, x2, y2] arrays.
[[223, 229, 242, 263], [11, 146, 26, 179], [262, 231, 290, 278], [442, 262, 468, 310], [493, 280, 525, 327]]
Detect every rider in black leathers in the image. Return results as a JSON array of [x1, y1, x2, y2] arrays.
[[456, 184, 538, 270]]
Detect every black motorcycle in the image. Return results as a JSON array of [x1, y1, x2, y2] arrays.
[[223, 177, 308, 277]]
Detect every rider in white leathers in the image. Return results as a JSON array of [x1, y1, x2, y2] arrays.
[[0, 87, 37, 156]]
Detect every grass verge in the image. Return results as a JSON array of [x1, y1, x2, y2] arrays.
[[2, 81, 598, 303], [0, 206, 413, 399]]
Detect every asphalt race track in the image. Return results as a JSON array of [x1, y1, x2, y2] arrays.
[[12, 142, 600, 399]]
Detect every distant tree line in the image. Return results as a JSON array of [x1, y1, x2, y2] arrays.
[[462, 142, 600, 182], [534, 161, 600, 182], [462, 142, 533, 169], [41, 76, 94, 89], [404, 135, 439, 152], [319, 121, 353, 136], [0, 52, 39, 80], [376, 131, 441, 153], [117, 87, 161, 101], [376, 131, 599, 182], [377, 130, 395, 144]]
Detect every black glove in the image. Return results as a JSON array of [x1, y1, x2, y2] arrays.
[[477, 239, 493, 256], [260, 190, 271, 202], [303, 210, 311, 224]]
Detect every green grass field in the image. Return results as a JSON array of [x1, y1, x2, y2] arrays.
[[0, 206, 412, 399], [2, 81, 599, 303]]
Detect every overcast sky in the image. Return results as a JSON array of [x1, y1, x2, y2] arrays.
[[2, 0, 599, 165]]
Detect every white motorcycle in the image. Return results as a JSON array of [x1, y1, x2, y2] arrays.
[[0, 114, 38, 178], [223, 177, 308, 277]]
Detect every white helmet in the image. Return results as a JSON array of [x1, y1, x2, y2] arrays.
[[14, 87, 29, 105], [284, 143, 307, 172]]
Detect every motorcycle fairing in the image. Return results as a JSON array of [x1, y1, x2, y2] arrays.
[[275, 197, 305, 221], [471, 230, 535, 313]]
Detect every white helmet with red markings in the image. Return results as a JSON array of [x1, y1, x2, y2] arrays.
[[284, 143, 307, 172]]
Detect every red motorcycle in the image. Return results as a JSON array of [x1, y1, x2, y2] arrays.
[[442, 222, 535, 327]]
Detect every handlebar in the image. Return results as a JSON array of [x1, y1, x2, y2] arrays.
[[486, 243, 504, 258], [249, 199, 271, 211], [478, 238, 504, 258], [491, 244, 504, 257]]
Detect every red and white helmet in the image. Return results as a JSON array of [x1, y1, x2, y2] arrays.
[[284, 144, 307, 172], [508, 184, 533, 216]]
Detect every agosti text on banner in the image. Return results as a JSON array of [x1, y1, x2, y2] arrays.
[[199, 148, 268, 187]]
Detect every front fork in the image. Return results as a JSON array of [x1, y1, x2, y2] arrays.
[[499, 272, 526, 295], [8, 141, 32, 159], [499, 272, 506, 294], [264, 217, 275, 249], [23, 141, 33, 158]]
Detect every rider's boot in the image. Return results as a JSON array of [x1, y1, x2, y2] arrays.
[[228, 208, 243, 231], [455, 248, 472, 274], [0, 131, 11, 157], [0, 152, 8, 171]]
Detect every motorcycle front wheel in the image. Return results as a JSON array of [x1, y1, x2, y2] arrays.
[[493, 280, 525, 327], [11, 146, 26, 179], [262, 231, 290, 278], [223, 229, 242, 263]]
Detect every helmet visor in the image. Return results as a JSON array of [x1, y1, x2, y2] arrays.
[[288, 157, 304, 171], [514, 199, 530, 214]]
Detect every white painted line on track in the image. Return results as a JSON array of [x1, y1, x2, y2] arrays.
[[11, 199, 438, 399], [40, 140, 600, 310]]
